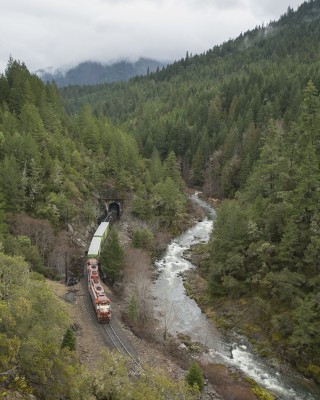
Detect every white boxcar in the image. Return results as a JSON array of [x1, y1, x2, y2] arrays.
[[94, 222, 109, 240], [87, 236, 102, 258]]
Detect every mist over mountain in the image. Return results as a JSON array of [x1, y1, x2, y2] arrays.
[[37, 58, 168, 87]]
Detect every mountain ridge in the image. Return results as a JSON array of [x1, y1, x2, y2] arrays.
[[37, 57, 168, 87]]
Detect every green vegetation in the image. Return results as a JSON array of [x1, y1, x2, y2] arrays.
[[59, 1, 320, 378], [2, 0, 320, 396], [245, 378, 275, 400], [0, 57, 187, 224], [100, 228, 124, 283], [132, 227, 154, 249], [207, 83, 320, 374], [92, 351, 198, 400], [61, 1, 320, 200], [61, 327, 76, 351], [128, 294, 138, 322], [0, 56, 188, 397], [0, 251, 76, 398], [0, 250, 197, 399], [186, 362, 204, 391]]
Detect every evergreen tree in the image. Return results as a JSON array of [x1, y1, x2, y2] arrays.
[[299, 80, 320, 156], [244, 119, 290, 201], [207, 96, 223, 139], [6, 59, 34, 114], [61, 327, 76, 351], [304, 226, 320, 277], [163, 151, 185, 190], [186, 362, 204, 391], [19, 103, 46, 141], [0, 155, 25, 211], [191, 146, 206, 186], [100, 228, 124, 283], [78, 104, 100, 151], [153, 177, 186, 226], [191, 127, 211, 186], [0, 190, 7, 235], [149, 147, 163, 184], [289, 296, 320, 354]]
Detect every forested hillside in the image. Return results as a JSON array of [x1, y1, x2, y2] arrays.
[[208, 82, 320, 380], [60, 0, 320, 383], [61, 0, 320, 197], [0, 57, 187, 235], [0, 58, 189, 398], [1, 0, 320, 396]]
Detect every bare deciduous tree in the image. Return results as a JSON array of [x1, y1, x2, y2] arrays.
[[9, 213, 54, 260], [123, 248, 153, 328], [8, 213, 77, 278]]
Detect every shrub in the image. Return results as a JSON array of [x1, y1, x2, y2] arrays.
[[132, 227, 153, 249], [61, 327, 76, 351], [186, 362, 204, 391]]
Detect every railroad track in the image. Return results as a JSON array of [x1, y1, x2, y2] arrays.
[[100, 321, 144, 378], [103, 323, 175, 400], [81, 279, 174, 400], [104, 322, 139, 363], [80, 276, 137, 360]]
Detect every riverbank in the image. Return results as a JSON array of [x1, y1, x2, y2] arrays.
[[114, 191, 320, 399], [183, 228, 320, 399], [113, 196, 270, 400]]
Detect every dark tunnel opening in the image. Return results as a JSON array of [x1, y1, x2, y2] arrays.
[[108, 202, 120, 217]]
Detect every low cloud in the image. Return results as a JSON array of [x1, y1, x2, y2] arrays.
[[0, 0, 304, 72]]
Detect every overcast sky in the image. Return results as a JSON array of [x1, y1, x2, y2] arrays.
[[0, 0, 304, 73]]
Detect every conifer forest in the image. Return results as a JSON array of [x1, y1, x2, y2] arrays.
[[1, 1, 320, 398]]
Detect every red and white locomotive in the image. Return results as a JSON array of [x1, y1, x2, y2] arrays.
[[86, 258, 111, 323]]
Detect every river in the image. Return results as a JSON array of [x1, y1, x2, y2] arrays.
[[153, 193, 320, 400]]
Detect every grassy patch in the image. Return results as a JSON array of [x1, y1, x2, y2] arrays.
[[177, 333, 206, 354], [307, 364, 320, 384], [182, 269, 210, 309], [245, 378, 276, 400]]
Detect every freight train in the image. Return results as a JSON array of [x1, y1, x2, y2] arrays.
[[86, 221, 111, 323]]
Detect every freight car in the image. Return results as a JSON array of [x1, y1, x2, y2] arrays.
[[86, 221, 111, 323]]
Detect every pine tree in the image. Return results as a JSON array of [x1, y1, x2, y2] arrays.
[[154, 177, 186, 224], [300, 80, 320, 152], [0, 155, 25, 211], [163, 151, 185, 190], [61, 327, 76, 351], [78, 104, 100, 151], [186, 362, 204, 391], [0, 190, 7, 235], [244, 119, 290, 201], [100, 228, 124, 284], [149, 147, 163, 184], [289, 296, 320, 353]]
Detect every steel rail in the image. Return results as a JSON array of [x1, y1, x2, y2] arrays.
[[103, 322, 141, 367]]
